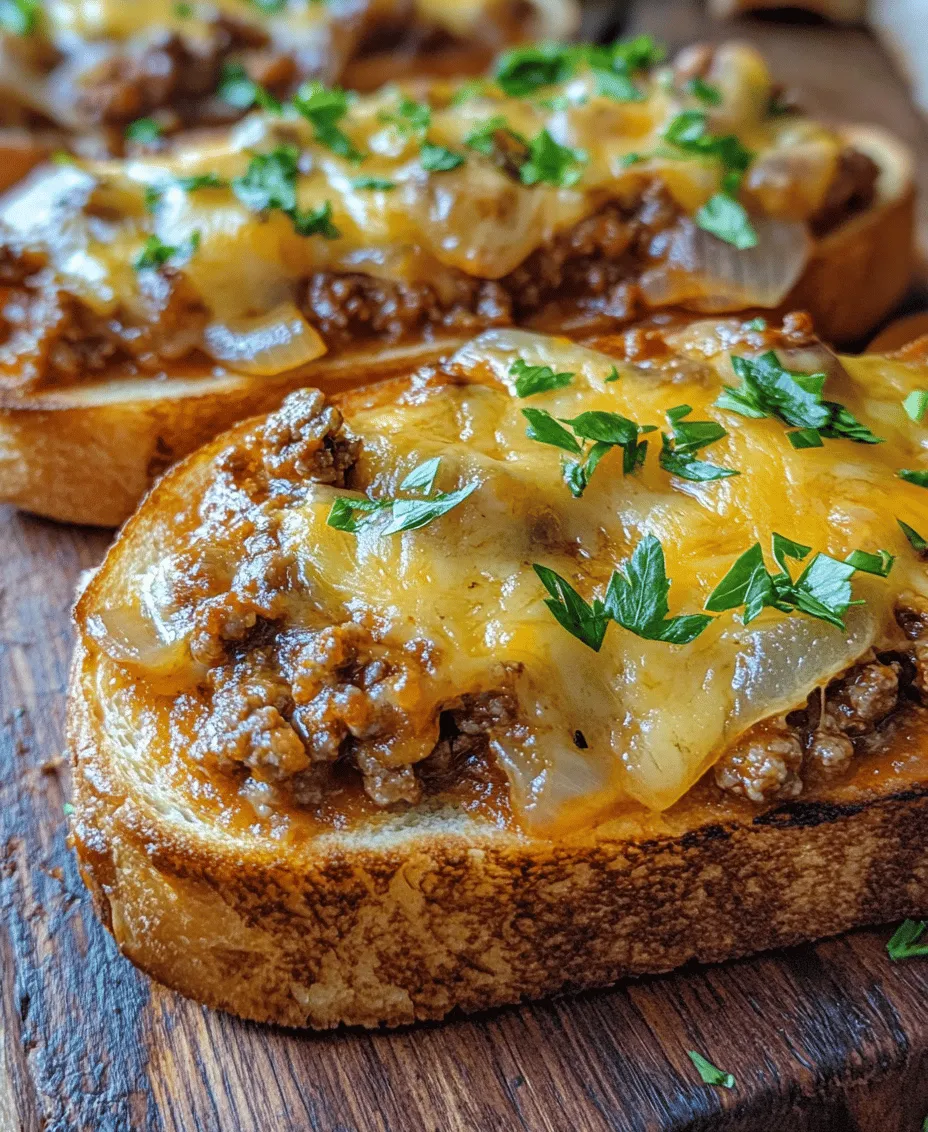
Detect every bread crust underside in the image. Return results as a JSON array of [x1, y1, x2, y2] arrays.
[[69, 638, 928, 1030]]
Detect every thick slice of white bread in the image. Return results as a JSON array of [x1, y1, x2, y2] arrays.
[[0, 124, 914, 527], [68, 327, 928, 1029], [69, 623, 928, 1029]]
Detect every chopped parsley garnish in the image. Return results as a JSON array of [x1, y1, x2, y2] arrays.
[[494, 37, 663, 99], [659, 405, 738, 482], [350, 175, 396, 191], [249, 0, 287, 11], [494, 43, 576, 97], [523, 407, 655, 496], [594, 69, 643, 103], [420, 142, 464, 172], [662, 111, 756, 248], [899, 519, 928, 553], [292, 82, 364, 162], [533, 565, 610, 651], [379, 96, 432, 137], [143, 185, 163, 213], [687, 1051, 735, 1089], [125, 118, 163, 144], [903, 389, 928, 422], [519, 129, 586, 188], [217, 63, 281, 113], [695, 192, 757, 250], [605, 366, 620, 383], [134, 232, 199, 270], [174, 1, 193, 15], [705, 533, 870, 631], [464, 115, 513, 156], [845, 548, 894, 577], [326, 457, 477, 536], [716, 351, 883, 447], [604, 535, 712, 644], [533, 534, 711, 651], [232, 145, 339, 238], [450, 78, 490, 106], [510, 358, 574, 397], [0, 0, 39, 35], [886, 919, 928, 960], [899, 469, 928, 488], [686, 77, 722, 105], [177, 172, 227, 191]]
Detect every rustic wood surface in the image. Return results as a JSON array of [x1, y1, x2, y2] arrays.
[[4, 4, 928, 1131]]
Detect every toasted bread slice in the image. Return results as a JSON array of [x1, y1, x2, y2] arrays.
[[0, 119, 914, 527], [69, 322, 928, 1028]]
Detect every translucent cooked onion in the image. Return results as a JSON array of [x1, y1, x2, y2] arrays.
[[727, 604, 877, 733], [86, 607, 204, 685], [413, 163, 549, 279], [639, 216, 812, 312], [203, 304, 328, 376]]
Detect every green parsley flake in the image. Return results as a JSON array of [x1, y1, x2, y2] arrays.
[[886, 919, 928, 960], [326, 458, 477, 536], [509, 358, 574, 397], [594, 69, 643, 102], [717, 351, 883, 446], [687, 77, 722, 105], [844, 548, 894, 577], [705, 533, 868, 631], [898, 519, 928, 553], [533, 534, 712, 652], [899, 469, 928, 488], [174, 2, 193, 15], [659, 405, 738, 482], [494, 43, 576, 96], [520, 129, 586, 188], [379, 96, 432, 137], [0, 0, 39, 35], [523, 407, 655, 496], [249, 0, 287, 11], [350, 176, 396, 191], [293, 82, 364, 162], [177, 173, 227, 191], [687, 1051, 735, 1089], [125, 118, 163, 144], [232, 146, 339, 238], [464, 115, 512, 156], [904, 389, 928, 422], [217, 63, 281, 113], [134, 232, 199, 270], [695, 192, 757, 249], [420, 143, 464, 172], [533, 564, 610, 651]]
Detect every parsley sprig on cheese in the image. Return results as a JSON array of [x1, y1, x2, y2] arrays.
[[717, 351, 883, 448], [293, 83, 365, 163], [327, 458, 476, 536], [522, 407, 656, 496], [232, 145, 339, 237], [509, 358, 574, 397], [659, 405, 738, 482], [705, 533, 882, 630], [534, 534, 711, 651]]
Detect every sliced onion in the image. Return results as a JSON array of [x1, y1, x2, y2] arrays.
[[86, 607, 203, 685], [727, 604, 877, 734], [639, 215, 811, 312], [413, 163, 549, 279], [203, 303, 328, 376]]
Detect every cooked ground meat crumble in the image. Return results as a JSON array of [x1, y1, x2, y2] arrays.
[[0, 158, 878, 393], [141, 388, 928, 818]]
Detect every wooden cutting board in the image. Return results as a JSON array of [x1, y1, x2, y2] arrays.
[[4, 4, 928, 1130]]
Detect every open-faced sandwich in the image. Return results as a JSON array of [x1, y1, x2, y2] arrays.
[[0, 0, 576, 154], [0, 39, 914, 525], [68, 316, 928, 1028]]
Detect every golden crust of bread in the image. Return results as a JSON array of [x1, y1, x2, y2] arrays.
[[0, 124, 914, 527], [69, 622, 928, 1029], [68, 343, 928, 1029]]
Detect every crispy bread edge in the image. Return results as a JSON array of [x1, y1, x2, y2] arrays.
[[68, 635, 928, 1030], [0, 126, 915, 526]]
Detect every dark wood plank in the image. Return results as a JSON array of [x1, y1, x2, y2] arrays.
[[4, 11, 928, 1132]]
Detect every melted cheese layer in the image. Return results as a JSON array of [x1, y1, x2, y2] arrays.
[[0, 44, 850, 354]]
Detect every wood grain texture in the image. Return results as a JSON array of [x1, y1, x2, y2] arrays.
[[3, 6, 928, 1130]]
